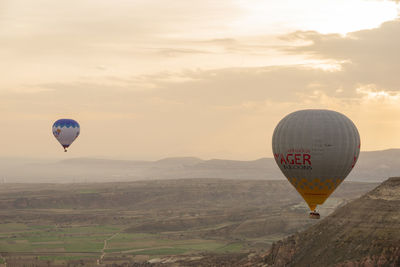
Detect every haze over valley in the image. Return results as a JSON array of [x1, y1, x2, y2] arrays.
[[0, 149, 399, 183]]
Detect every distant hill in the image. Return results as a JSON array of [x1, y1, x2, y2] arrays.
[[257, 177, 400, 267], [347, 149, 400, 182], [1, 149, 400, 183]]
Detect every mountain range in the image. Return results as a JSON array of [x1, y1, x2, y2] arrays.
[[1, 149, 400, 183]]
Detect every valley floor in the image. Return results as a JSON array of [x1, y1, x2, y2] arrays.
[[0, 179, 376, 266]]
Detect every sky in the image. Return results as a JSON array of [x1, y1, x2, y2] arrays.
[[1, 0, 400, 160]]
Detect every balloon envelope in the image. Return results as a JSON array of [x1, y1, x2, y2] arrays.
[[52, 119, 80, 151], [272, 109, 360, 211]]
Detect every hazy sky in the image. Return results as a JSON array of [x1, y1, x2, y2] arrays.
[[1, 0, 400, 160]]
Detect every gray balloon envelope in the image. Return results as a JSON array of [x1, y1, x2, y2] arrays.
[[272, 109, 360, 211]]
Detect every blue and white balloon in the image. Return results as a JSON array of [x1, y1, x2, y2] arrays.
[[52, 119, 80, 152]]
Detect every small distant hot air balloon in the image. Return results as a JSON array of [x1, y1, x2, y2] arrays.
[[52, 119, 80, 152], [272, 109, 360, 219]]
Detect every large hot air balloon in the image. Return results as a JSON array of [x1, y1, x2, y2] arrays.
[[272, 109, 360, 219], [52, 119, 80, 152]]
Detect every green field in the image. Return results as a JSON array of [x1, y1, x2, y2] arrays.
[[0, 224, 118, 253], [0, 223, 244, 257]]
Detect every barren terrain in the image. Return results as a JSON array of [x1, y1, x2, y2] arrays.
[[0, 179, 376, 266]]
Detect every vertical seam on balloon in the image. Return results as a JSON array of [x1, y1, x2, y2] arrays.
[[339, 113, 351, 186], [330, 111, 344, 187]]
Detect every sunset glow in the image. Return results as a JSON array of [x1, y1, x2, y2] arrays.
[[1, 0, 400, 159]]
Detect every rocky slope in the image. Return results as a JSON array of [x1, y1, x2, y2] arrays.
[[260, 177, 400, 267]]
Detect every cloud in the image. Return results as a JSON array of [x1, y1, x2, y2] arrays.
[[143, 18, 400, 108], [16, 14, 400, 120], [1, 1, 400, 158], [155, 48, 211, 57], [0, 0, 241, 54], [0, 59, 397, 158], [281, 20, 400, 90], [138, 65, 357, 108]]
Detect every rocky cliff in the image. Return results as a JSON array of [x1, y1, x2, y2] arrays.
[[261, 177, 400, 267]]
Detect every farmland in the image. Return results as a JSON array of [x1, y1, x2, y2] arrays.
[[0, 179, 376, 266]]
